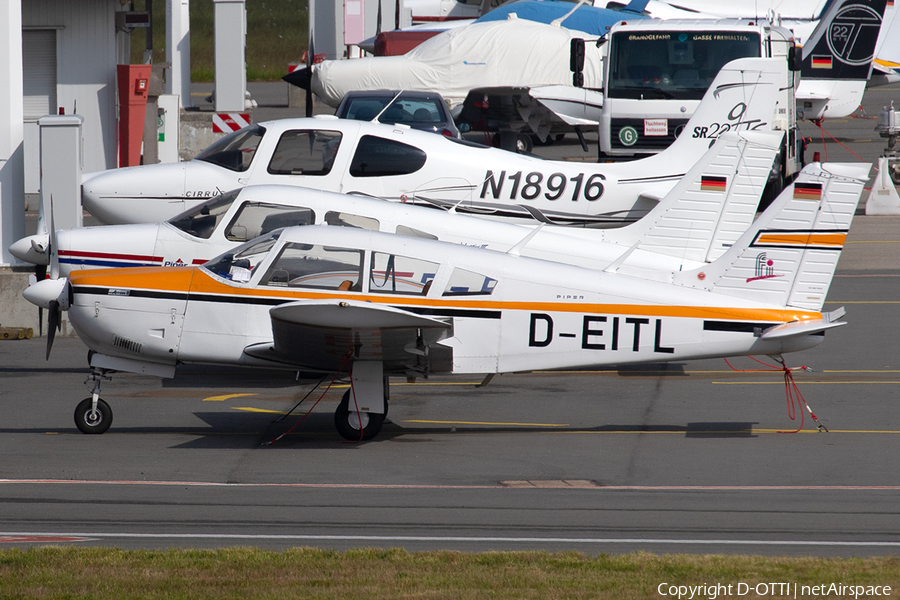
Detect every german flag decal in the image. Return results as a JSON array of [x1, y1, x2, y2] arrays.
[[811, 55, 833, 69], [700, 175, 727, 192], [793, 182, 823, 200]]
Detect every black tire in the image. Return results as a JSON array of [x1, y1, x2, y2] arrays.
[[74, 397, 113, 434], [515, 133, 533, 154], [334, 390, 385, 441]]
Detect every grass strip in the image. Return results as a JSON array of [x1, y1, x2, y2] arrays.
[[130, 0, 309, 82], [1, 547, 899, 599]]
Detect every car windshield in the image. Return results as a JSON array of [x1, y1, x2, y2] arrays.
[[341, 94, 446, 127], [195, 124, 265, 172], [167, 189, 241, 239]]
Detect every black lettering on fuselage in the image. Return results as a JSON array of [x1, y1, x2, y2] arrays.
[[529, 313, 553, 347], [480, 170, 506, 199], [654, 319, 675, 354], [582, 316, 606, 350], [625, 317, 650, 351], [527, 313, 675, 354]]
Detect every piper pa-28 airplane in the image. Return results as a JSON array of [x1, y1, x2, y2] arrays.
[[23, 160, 868, 440], [13, 129, 783, 277], [81, 57, 787, 228]]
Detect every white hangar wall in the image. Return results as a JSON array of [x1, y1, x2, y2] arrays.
[[22, 0, 123, 193]]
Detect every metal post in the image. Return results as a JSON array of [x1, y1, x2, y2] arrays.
[[0, 0, 25, 266], [213, 0, 247, 113]]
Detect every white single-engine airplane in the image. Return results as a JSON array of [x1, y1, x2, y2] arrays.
[[13, 129, 783, 277], [23, 161, 868, 440], [81, 57, 787, 228]]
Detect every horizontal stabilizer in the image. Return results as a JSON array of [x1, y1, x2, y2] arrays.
[[760, 307, 847, 340]]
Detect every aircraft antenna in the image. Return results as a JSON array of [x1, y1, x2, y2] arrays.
[[373, 90, 406, 122]]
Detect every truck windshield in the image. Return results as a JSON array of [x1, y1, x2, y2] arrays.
[[607, 31, 761, 100]]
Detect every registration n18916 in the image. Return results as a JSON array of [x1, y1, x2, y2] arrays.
[[480, 170, 605, 202]]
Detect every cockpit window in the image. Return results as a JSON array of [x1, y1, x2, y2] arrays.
[[260, 243, 364, 291], [396, 225, 438, 240], [195, 125, 264, 172], [442, 268, 497, 296], [168, 189, 241, 239], [202, 231, 280, 282], [224, 202, 316, 242], [267, 130, 342, 175], [349, 135, 427, 178], [369, 253, 438, 296], [324, 211, 379, 231]]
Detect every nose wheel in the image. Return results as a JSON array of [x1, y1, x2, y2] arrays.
[[74, 397, 113, 434], [75, 368, 114, 434]]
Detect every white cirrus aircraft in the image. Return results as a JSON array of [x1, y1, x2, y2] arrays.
[[23, 161, 868, 440], [13, 129, 783, 277], [81, 57, 787, 228]]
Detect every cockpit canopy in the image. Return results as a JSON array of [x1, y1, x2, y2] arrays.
[[201, 227, 499, 297]]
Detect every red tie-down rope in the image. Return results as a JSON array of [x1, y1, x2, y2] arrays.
[[723, 356, 829, 433], [263, 353, 355, 446], [811, 119, 866, 163]]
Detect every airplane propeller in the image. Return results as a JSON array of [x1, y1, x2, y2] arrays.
[[45, 203, 61, 359], [21, 195, 67, 360], [46, 300, 60, 360], [305, 34, 315, 117], [282, 33, 316, 118]]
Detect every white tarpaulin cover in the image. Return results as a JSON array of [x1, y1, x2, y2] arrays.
[[311, 18, 605, 109]]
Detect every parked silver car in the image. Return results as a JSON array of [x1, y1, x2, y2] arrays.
[[335, 90, 460, 138]]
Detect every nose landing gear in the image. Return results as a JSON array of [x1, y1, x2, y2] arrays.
[[75, 369, 114, 434]]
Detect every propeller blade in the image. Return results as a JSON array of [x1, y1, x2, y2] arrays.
[[306, 34, 315, 117], [46, 300, 60, 360], [376, 0, 382, 36], [49, 195, 59, 280]]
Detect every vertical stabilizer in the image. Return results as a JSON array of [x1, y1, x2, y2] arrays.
[[637, 57, 786, 176], [674, 162, 870, 311], [801, 0, 887, 81], [606, 129, 783, 264], [797, 0, 888, 118]]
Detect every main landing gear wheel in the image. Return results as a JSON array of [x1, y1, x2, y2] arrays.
[[74, 397, 113, 434], [334, 390, 385, 441]]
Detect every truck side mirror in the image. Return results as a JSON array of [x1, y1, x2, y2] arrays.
[[570, 38, 585, 88], [788, 45, 802, 72]]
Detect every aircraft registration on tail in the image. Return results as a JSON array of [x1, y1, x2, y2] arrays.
[[23, 161, 869, 440]]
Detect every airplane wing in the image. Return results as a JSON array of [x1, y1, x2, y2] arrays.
[[243, 299, 452, 373], [458, 86, 601, 142]]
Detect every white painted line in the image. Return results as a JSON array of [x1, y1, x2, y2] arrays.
[[2, 479, 900, 491], [0, 532, 898, 547]]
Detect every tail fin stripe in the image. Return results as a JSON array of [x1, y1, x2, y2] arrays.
[[752, 231, 849, 249]]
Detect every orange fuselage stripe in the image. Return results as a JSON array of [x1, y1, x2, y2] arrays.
[[69, 267, 823, 323]]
